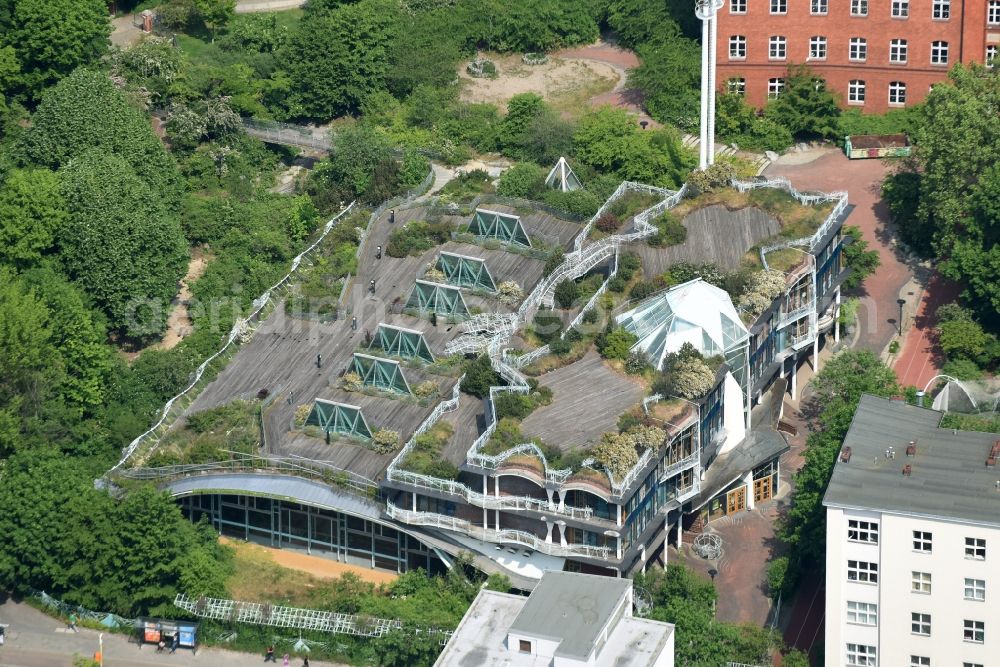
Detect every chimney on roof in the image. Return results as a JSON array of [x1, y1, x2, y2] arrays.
[[840, 447, 852, 463], [906, 441, 916, 457], [902, 464, 912, 477]]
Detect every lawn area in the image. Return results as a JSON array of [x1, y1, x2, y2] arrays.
[[673, 187, 835, 241]]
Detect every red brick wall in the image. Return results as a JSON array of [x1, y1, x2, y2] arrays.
[[715, 0, 996, 113]]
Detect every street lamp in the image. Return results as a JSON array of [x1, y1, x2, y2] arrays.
[[897, 298, 906, 335]]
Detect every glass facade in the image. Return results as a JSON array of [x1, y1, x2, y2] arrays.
[[179, 494, 445, 575]]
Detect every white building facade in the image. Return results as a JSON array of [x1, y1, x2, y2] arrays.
[[824, 396, 1000, 667]]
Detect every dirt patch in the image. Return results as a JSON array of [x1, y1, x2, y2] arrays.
[[153, 248, 211, 352], [223, 537, 397, 606], [458, 53, 619, 117]]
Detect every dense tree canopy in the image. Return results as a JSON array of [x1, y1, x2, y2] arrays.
[[0, 0, 109, 99], [19, 68, 184, 210], [0, 167, 67, 266], [58, 150, 187, 339], [884, 65, 1000, 321]]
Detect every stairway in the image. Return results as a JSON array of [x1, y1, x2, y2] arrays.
[[681, 134, 772, 175]]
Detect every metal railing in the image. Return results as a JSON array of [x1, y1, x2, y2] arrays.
[[734, 176, 848, 252], [116, 452, 379, 498], [106, 204, 357, 475], [242, 118, 332, 152], [386, 502, 611, 559]]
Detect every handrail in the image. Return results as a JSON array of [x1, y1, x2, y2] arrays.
[[386, 502, 611, 559], [106, 203, 357, 475], [733, 176, 848, 252]]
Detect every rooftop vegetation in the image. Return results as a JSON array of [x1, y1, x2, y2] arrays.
[[145, 399, 261, 467]]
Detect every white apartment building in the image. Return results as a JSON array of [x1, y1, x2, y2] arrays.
[[824, 395, 1000, 667]]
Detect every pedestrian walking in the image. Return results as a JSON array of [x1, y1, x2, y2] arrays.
[[68, 613, 79, 633], [283, 654, 290, 667], [389, 210, 395, 224], [265, 645, 276, 662], [302, 657, 309, 667], [170, 633, 179, 653]]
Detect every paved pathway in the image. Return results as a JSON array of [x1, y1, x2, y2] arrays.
[[765, 150, 911, 356], [0, 600, 346, 667], [893, 271, 960, 389]]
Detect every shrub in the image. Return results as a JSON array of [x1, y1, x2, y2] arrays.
[[629, 281, 656, 301], [460, 355, 499, 398], [739, 270, 786, 319], [423, 264, 446, 282], [766, 556, 789, 599], [582, 308, 599, 324], [533, 309, 563, 343], [647, 212, 687, 247], [591, 432, 638, 480], [597, 327, 637, 361], [941, 357, 983, 381], [627, 425, 665, 451], [371, 429, 400, 454], [496, 162, 546, 198], [617, 252, 641, 281], [341, 372, 363, 392], [494, 392, 535, 420], [386, 221, 452, 257], [496, 280, 524, 305], [686, 162, 736, 193], [839, 296, 860, 327], [596, 212, 621, 233], [669, 357, 716, 399], [413, 380, 439, 398], [294, 403, 312, 426], [624, 350, 649, 375], [549, 336, 572, 355], [607, 275, 628, 293], [543, 248, 564, 277], [542, 189, 601, 217], [553, 279, 580, 309]]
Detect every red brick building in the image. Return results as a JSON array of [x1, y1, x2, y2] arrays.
[[716, 0, 999, 112]]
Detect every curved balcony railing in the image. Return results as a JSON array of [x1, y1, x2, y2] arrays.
[[386, 502, 612, 560]]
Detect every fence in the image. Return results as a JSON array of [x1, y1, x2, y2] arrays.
[[733, 176, 848, 253], [106, 204, 356, 475], [242, 118, 332, 152], [116, 451, 379, 498], [174, 594, 453, 643], [30, 590, 134, 629]]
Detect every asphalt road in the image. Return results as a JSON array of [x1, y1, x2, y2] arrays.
[[0, 600, 345, 667]]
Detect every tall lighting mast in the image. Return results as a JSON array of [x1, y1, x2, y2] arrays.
[[696, 0, 724, 170]]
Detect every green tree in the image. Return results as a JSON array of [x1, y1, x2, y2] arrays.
[[936, 303, 993, 362], [0, 168, 67, 266], [192, 0, 235, 34], [496, 162, 547, 199], [597, 326, 637, 361], [553, 279, 580, 309], [460, 355, 500, 398], [715, 92, 793, 152], [0, 0, 109, 98], [19, 68, 184, 210], [841, 225, 880, 290], [58, 150, 187, 339], [781, 350, 897, 569], [308, 123, 395, 205], [281, 0, 399, 119], [629, 34, 701, 131], [764, 66, 841, 139]]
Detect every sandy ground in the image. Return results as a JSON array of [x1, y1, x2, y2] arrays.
[[458, 53, 619, 115], [153, 249, 211, 351], [223, 537, 398, 586]]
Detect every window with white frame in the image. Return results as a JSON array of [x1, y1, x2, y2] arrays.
[[729, 35, 747, 59], [848, 519, 878, 543], [811, 0, 828, 14], [892, 0, 909, 17], [769, 36, 787, 59], [889, 81, 907, 104], [963, 619, 984, 643], [731, 0, 747, 13], [932, 0, 950, 19], [912, 530, 931, 552], [850, 37, 868, 61], [771, 0, 787, 13], [964, 578, 985, 601], [912, 571, 931, 593], [768, 78, 784, 99], [911, 612, 931, 636], [847, 601, 877, 625], [809, 36, 828, 59], [987, 45, 998, 67], [990, 0, 1000, 24], [931, 41, 949, 65], [727, 78, 746, 95], [965, 537, 986, 559], [851, 0, 868, 16], [848, 80, 866, 104], [910, 658, 929, 667], [847, 560, 878, 583], [846, 644, 877, 667], [891, 39, 909, 63]]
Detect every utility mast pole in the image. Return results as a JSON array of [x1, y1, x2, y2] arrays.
[[696, 0, 724, 170]]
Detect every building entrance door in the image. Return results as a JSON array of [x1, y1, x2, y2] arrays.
[[753, 476, 773, 503], [726, 486, 746, 514]]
